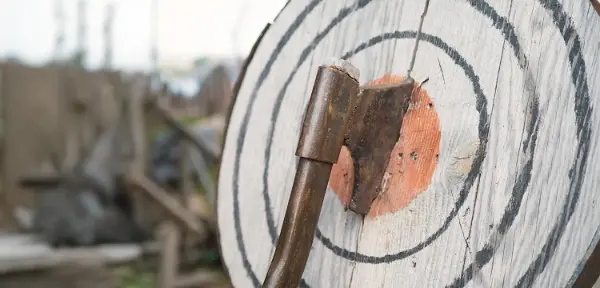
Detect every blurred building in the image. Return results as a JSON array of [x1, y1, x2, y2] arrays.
[[157, 56, 243, 118]]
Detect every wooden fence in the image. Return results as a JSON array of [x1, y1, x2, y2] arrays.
[[0, 63, 124, 230]]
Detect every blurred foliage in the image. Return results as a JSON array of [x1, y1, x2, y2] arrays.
[[193, 57, 210, 67], [112, 266, 155, 288], [177, 115, 204, 126], [193, 164, 218, 195]]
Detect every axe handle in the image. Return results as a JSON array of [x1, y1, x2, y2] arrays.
[[262, 61, 359, 288]]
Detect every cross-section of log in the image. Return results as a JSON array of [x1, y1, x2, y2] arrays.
[[217, 0, 600, 287]]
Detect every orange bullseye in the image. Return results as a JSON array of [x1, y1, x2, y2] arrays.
[[328, 73, 441, 219]]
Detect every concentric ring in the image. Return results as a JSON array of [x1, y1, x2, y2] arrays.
[[227, 0, 592, 287], [314, 31, 490, 263]]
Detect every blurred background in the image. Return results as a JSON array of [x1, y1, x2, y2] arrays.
[[0, 0, 285, 94], [0, 0, 286, 287]]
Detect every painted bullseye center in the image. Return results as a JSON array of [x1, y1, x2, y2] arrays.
[[328, 74, 441, 219]]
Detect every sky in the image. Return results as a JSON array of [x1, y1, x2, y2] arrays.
[[0, 0, 287, 72]]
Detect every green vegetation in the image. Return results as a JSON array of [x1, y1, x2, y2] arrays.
[[177, 115, 204, 126], [193, 57, 210, 67], [113, 266, 155, 288]]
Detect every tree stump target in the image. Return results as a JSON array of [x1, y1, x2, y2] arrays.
[[218, 0, 600, 287]]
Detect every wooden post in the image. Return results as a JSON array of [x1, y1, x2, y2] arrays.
[[129, 76, 148, 175], [62, 71, 86, 171], [156, 220, 231, 288], [157, 221, 180, 288], [127, 75, 161, 231], [217, 0, 600, 287], [0, 67, 5, 228]]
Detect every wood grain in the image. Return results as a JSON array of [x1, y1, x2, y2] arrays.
[[218, 0, 600, 287]]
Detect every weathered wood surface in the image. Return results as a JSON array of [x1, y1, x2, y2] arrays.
[[0, 234, 154, 274], [0, 64, 123, 230], [125, 173, 209, 239], [218, 0, 600, 287], [126, 75, 168, 233], [1, 65, 63, 230], [196, 64, 235, 118], [157, 222, 180, 288]]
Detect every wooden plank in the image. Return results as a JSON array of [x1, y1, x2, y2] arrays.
[[0, 234, 156, 274], [125, 172, 209, 239], [61, 70, 86, 170], [18, 173, 64, 189], [217, 0, 600, 287], [128, 75, 149, 174], [60, 69, 115, 170], [1, 64, 64, 230], [126, 75, 165, 232]]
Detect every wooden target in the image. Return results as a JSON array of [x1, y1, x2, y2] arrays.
[[218, 0, 600, 287]]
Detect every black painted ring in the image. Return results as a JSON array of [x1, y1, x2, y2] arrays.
[[448, 0, 592, 286], [229, 0, 592, 287], [312, 31, 490, 263]]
